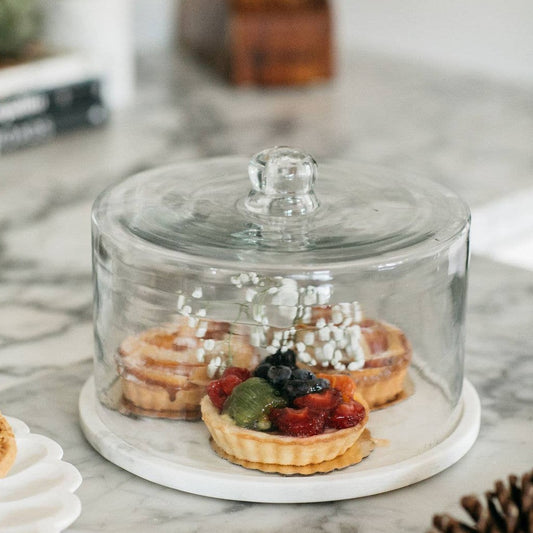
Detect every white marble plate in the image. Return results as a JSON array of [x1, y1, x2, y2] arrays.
[[79, 376, 480, 503], [0, 417, 82, 532]]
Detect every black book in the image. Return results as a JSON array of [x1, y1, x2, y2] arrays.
[[0, 79, 103, 126], [0, 98, 108, 154]]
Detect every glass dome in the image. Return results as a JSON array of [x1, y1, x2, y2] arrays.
[[91, 146, 470, 464]]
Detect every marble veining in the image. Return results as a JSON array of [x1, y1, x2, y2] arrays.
[[0, 49, 532, 531]]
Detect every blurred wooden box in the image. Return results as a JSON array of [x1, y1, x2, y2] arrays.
[[179, 0, 333, 86]]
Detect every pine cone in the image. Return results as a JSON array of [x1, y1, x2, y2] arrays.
[[431, 469, 533, 533]]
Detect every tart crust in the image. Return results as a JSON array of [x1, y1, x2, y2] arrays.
[[200, 392, 369, 467], [117, 319, 258, 419], [209, 428, 376, 475], [0, 411, 16, 478]]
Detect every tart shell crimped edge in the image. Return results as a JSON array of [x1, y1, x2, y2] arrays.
[[209, 428, 376, 475], [200, 394, 369, 467]]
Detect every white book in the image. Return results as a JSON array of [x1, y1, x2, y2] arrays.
[[0, 52, 103, 101]]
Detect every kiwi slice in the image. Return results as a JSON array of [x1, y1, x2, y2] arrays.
[[224, 377, 286, 430]]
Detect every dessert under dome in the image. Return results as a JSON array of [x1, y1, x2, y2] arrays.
[[91, 146, 471, 472]]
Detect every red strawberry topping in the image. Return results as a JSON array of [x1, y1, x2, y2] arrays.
[[292, 388, 342, 412], [220, 374, 242, 395], [207, 368, 251, 410], [328, 400, 366, 429], [269, 407, 327, 437], [207, 380, 227, 410]]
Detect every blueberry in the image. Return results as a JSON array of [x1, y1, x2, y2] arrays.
[[308, 378, 330, 394], [267, 365, 292, 388], [253, 363, 271, 379], [265, 349, 297, 369], [279, 349, 297, 368], [315, 378, 330, 390], [291, 368, 314, 381], [282, 379, 313, 400], [264, 353, 282, 366]]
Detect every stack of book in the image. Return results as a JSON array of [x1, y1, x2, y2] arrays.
[[0, 52, 108, 154]]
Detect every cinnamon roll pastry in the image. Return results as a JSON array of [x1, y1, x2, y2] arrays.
[[291, 306, 412, 408], [117, 318, 258, 419]]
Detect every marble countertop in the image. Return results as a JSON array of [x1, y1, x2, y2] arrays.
[[1, 51, 532, 532]]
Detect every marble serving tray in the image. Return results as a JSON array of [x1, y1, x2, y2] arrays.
[[79, 374, 480, 504]]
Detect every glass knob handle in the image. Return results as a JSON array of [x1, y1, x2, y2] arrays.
[[245, 146, 320, 218]]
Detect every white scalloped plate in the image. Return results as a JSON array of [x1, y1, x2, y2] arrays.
[[0, 417, 82, 532]]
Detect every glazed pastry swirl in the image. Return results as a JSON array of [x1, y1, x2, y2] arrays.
[[116, 318, 258, 419]]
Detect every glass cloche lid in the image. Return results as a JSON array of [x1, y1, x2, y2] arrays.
[[93, 146, 470, 270], [88, 146, 476, 493]]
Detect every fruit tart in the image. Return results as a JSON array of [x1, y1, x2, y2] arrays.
[[0, 411, 16, 478], [117, 317, 258, 420], [290, 305, 412, 408], [201, 350, 372, 473]]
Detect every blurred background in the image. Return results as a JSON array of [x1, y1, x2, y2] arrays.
[[1, 4, 532, 529], [3, 0, 531, 104], [1, 0, 532, 270]]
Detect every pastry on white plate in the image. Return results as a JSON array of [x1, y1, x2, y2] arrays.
[[0, 411, 16, 478]]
